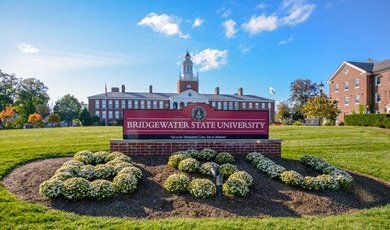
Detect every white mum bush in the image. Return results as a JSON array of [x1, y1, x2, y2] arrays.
[[178, 158, 200, 173], [215, 152, 235, 164], [74, 150, 95, 165], [167, 153, 191, 168], [185, 149, 200, 159], [223, 178, 249, 197], [189, 179, 216, 199], [50, 172, 73, 181], [246, 152, 286, 179], [118, 166, 143, 180], [90, 179, 115, 200], [280, 170, 304, 187], [107, 151, 132, 163], [219, 163, 238, 178], [228, 171, 253, 187], [198, 148, 217, 160], [113, 173, 139, 194], [164, 173, 190, 194], [39, 179, 64, 199], [94, 164, 115, 179], [199, 162, 220, 176], [93, 151, 109, 164], [63, 177, 91, 200], [79, 165, 95, 180]]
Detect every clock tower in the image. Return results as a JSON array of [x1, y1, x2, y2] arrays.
[[177, 52, 199, 93]]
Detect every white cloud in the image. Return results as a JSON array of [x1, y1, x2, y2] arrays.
[[192, 49, 228, 72], [192, 17, 204, 28], [239, 44, 254, 55], [222, 19, 237, 39], [217, 7, 232, 18], [279, 35, 294, 45], [279, 0, 316, 26], [18, 43, 40, 54], [242, 14, 278, 35], [256, 3, 269, 10], [137, 12, 189, 39]]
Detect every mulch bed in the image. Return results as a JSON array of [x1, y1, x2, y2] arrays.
[[2, 155, 390, 218]]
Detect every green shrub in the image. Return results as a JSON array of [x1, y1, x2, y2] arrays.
[[185, 149, 200, 159], [280, 170, 304, 187], [344, 114, 390, 128], [164, 173, 190, 194], [228, 171, 253, 187], [199, 162, 220, 176], [303, 176, 319, 191], [106, 159, 133, 174], [219, 163, 238, 178], [39, 179, 64, 199], [167, 153, 191, 168], [292, 121, 303, 126], [223, 178, 249, 197], [215, 152, 235, 164], [315, 174, 339, 190], [178, 158, 200, 173], [93, 151, 109, 164], [50, 172, 73, 181], [113, 173, 138, 194], [74, 150, 95, 165], [94, 164, 115, 179], [246, 153, 286, 179], [90, 179, 115, 200], [198, 148, 217, 160], [62, 160, 84, 168], [63, 178, 91, 200], [56, 164, 81, 177], [118, 166, 142, 180], [189, 179, 216, 199], [79, 165, 95, 180], [107, 151, 132, 162]]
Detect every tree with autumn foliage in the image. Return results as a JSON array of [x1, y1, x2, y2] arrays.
[[275, 102, 291, 124], [0, 106, 16, 129], [28, 113, 43, 127], [301, 96, 340, 124]]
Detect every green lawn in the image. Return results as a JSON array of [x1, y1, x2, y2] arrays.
[[0, 126, 389, 229]]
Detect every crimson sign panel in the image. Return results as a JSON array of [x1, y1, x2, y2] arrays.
[[123, 103, 269, 139]]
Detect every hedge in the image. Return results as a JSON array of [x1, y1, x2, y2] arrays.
[[344, 114, 390, 128]]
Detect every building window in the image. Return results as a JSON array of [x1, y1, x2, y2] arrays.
[[140, 100, 145, 109], [115, 111, 119, 118], [229, 102, 233, 110], [248, 103, 253, 109], [334, 84, 339, 92], [102, 112, 106, 119], [159, 101, 163, 109], [127, 100, 132, 109], [344, 97, 349, 106], [95, 100, 100, 109], [355, 79, 360, 88], [134, 100, 138, 109], [268, 103, 271, 109], [153, 100, 157, 109], [255, 103, 259, 109], [115, 100, 119, 109], [146, 100, 151, 109], [261, 103, 265, 109], [121, 100, 126, 109], [95, 111, 100, 117], [212, 101, 216, 108], [355, 95, 360, 104], [376, 93, 381, 103], [108, 100, 113, 110], [223, 102, 228, 110], [242, 103, 246, 109], [344, 81, 349, 90], [234, 102, 239, 110], [217, 102, 222, 110], [109, 111, 113, 119], [375, 76, 381, 86], [102, 100, 106, 109]]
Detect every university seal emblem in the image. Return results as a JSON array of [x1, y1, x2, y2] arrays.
[[191, 106, 206, 121]]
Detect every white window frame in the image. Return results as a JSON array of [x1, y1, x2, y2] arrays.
[[115, 100, 119, 109], [248, 103, 253, 109], [355, 79, 360, 88], [146, 100, 151, 109], [108, 100, 113, 110], [127, 100, 132, 109], [228, 102, 233, 110], [95, 111, 100, 117], [102, 112, 106, 119], [334, 83, 339, 92], [134, 100, 139, 109], [159, 101, 163, 109], [115, 111, 119, 119], [344, 81, 349, 91], [261, 103, 265, 109], [223, 102, 228, 110], [212, 101, 216, 108], [140, 100, 145, 109], [375, 93, 381, 103], [344, 97, 349, 106], [375, 76, 381, 86], [121, 100, 126, 109], [217, 102, 222, 110], [95, 100, 100, 109], [355, 95, 360, 104], [242, 103, 246, 109], [102, 100, 106, 109], [234, 102, 239, 110], [109, 111, 113, 119], [153, 100, 158, 109]]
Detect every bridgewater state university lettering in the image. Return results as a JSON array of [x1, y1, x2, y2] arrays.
[[127, 121, 266, 130]]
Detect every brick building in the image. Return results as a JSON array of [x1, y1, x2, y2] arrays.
[[88, 52, 275, 124], [328, 59, 390, 122]]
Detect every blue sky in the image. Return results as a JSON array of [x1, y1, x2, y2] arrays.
[[1, 0, 389, 105]]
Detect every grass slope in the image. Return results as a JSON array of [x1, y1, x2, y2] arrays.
[[0, 126, 389, 229]]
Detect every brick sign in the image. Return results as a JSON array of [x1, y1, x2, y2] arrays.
[[123, 103, 269, 139]]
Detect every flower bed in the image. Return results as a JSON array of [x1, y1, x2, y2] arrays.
[[39, 150, 142, 200]]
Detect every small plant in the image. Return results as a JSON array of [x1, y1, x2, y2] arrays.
[[107, 159, 133, 174], [198, 148, 217, 160], [39, 179, 64, 199], [118, 166, 143, 180], [167, 153, 191, 168], [94, 151, 109, 164], [223, 178, 249, 197], [74, 150, 96, 165], [199, 162, 220, 176], [219, 163, 238, 178], [63, 178, 91, 200], [56, 164, 81, 177], [185, 149, 200, 159], [90, 179, 115, 200], [113, 173, 139, 194], [107, 152, 132, 163], [79, 165, 95, 180], [51, 172, 74, 181], [164, 173, 190, 194], [94, 164, 115, 179], [215, 152, 235, 164], [178, 158, 200, 173], [315, 174, 339, 190], [280, 170, 304, 187], [189, 179, 216, 199], [228, 171, 253, 187], [303, 176, 320, 191]]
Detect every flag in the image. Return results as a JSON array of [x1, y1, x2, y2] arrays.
[[105, 83, 108, 97], [269, 86, 276, 95]]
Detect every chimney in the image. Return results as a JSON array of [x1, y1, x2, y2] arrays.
[[238, 87, 243, 96], [215, 87, 220, 95], [149, 85, 153, 93], [121, 84, 125, 93], [111, 87, 119, 93]]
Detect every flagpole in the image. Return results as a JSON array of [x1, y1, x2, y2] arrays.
[[105, 83, 108, 126]]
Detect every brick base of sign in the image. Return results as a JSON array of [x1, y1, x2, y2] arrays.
[[110, 139, 282, 157]]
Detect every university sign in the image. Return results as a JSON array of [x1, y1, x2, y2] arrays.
[[123, 103, 269, 139]]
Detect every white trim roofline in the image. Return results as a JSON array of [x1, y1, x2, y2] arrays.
[[327, 61, 368, 83]]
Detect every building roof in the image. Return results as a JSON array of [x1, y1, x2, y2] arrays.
[[345, 61, 374, 72], [88, 91, 274, 102], [373, 59, 390, 72]]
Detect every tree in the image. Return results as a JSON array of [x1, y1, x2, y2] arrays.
[[301, 96, 341, 123], [0, 106, 16, 129], [79, 107, 92, 126], [275, 102, 290, 124], [53, 94, 81, 126], [28, 113, 43, 127], [0, 70, 19, 111], [48, 113, 60, 126], [15, 78, 49, 123], [35, 104, 50, 118], [289, 79, 319, 106]]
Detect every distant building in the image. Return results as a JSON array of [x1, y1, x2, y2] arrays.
[[88, 52, 275, 124], [328, 59, 390, 122]]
